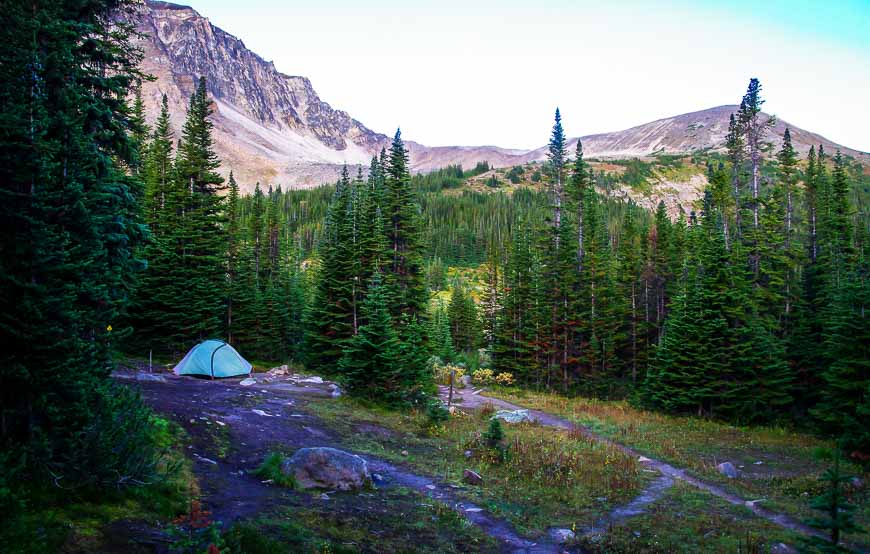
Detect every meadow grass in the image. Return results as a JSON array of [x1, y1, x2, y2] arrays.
[[306, 395, 648, 537], [486, 387, 868, 548]]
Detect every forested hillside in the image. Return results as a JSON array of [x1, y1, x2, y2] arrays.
[[0, 1, 866, 551]]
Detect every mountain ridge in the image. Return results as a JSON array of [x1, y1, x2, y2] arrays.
[[134, 1, 867, 191]]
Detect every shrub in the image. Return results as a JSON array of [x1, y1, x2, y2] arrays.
[[472, 368, 495, 385], [494, 372, 515, 386], [530, 170, 542, 182], [432, 359, 466, 387], [483, 418, 505, 448], [426, 399, 450, 425], [57, 384, 171, 491], [254, 453, 297, 488]]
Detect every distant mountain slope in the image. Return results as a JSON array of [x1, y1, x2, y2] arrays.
[[133, 2, 866, 191], [526, 105, 868, 163]]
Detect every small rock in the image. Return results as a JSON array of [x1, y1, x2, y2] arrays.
[[463, 469, 484, 486], [464, 507, 483, 513], [549, 528, 575, 543], [401, 450, 409, 457], [849, 477, 864, 491], [717, 462, 739, 478], [464, 450, 473, 459], [319, 493, 330, 500], [745, 498, 765, 507], [194, 454, 217, 465], [239, 378, 257, 386], [299, 376, 324, 384], [770, 543, 799, 554], [638, 456, 652, 463], [425, 484, 436, 490], [215, 421, 226, 427], [492, 409, 532, 424], [372, 473, 384, 483], [252, 409, 273, 417], [754, 460, 763, 465]]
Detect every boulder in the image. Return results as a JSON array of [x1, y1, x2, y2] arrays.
[[492, 409, 532, 424], [299, 376, 324, 384], [460, 375, 472, 387], [463, 469, 483, 486], [280, 447, 371, 491], [717, 461, 739, 478]]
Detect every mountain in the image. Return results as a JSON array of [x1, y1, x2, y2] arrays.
[[525, 105, 869, 163], [133, 2, 867, 192]]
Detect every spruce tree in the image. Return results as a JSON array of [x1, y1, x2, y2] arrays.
[[0, 0, 149, 484], [384, 129, 427, 319]]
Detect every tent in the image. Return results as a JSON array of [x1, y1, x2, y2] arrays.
[[174, 340, 252, 378]]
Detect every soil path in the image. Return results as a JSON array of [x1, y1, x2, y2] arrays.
[[115, 369, 560, 553], [442, 386, 824, 541]]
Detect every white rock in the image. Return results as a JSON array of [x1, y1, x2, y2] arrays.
[[549, 528, 576, 543], [492, 409, 532, 424], [239, 378, 257, 386]]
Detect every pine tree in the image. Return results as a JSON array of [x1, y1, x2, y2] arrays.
[[384, 129, 427, 319], [339, 278, 419, 404], [142, 94, 174, 234], [0, 0, 149, 483], [171, 76, 227, 343], [226, 172, 241, 345]]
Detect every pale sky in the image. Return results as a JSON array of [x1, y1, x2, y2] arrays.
[[184, 0, 869, 151]]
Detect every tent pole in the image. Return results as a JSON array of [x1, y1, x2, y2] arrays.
[[211, 341, 228, 380]]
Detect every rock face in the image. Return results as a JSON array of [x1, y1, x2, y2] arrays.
[[133, 1, 387, 189], [280, 447, 371, 491]]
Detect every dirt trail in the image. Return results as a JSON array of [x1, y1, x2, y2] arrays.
[[115, 369, 560, 553], [442, 386, 825, 541]]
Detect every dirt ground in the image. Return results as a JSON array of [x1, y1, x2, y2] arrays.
[[110, 367, 561, 553]]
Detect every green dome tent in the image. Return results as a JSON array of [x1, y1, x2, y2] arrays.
[[174, 340, 252, 378]]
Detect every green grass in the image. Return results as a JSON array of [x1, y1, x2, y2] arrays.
[[578, 481, 805, 553], [485, 387, 869, 549], [305, 395, 646, 537], [223, 486, 500, 553], [254, 452, 298, 488]]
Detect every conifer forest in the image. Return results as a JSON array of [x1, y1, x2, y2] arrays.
[[0, 1, 867, 552]]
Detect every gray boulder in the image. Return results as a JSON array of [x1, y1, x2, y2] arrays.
[[717, 461, 739, 478], [492, 409, 532, 424], [460, 375, 473, 387], [280, 447, 371, 491]]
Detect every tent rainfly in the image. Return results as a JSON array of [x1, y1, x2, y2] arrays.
[[173, 340, 252, 379]]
